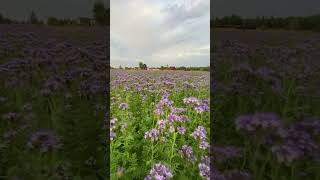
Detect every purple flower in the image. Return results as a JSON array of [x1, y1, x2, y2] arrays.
[[158, 120, 166, 130], [199, 156, 211, 180], [145, 163, 173, 180], [195, 99, 210, 113], [178, 145, 196, 161], [199, 140, 210, 150], [110, 130, 116, 141], [213, 146, 242, 163], [235, 112, 281, 133], [270, 127, 318, 164], [177, 126, 186, 135], [110, 118, 118, 131], [168, 113, 189, 123], [183, 97, 200, 106], [144, 129, 160, 141], [28, 129, 61, 153], [271, 144, 302, 164], [119, 103, 129, 110], [199, 163, 210, 180], [191, 126, 207, 141], [170, 107, 186, 114], [292, 118, 320, 136], [154, 92, 174, 116]]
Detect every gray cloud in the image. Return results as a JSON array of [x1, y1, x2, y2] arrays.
[[111, 0, 210, 67]]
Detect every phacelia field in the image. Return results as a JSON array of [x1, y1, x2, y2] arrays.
[[212, 30, 320, 180], [110, 70, 210, 179], [0, 25, 108, 179]]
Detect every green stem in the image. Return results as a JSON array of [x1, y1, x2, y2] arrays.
[[170, 131, 177, 163], [291, 164, 295, 180], [259, 151, 271, 179]]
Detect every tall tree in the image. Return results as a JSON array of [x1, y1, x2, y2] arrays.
[[139, 62, 144, 69], [29, 10, 38, 24], [0, 13, 3, 23], [93, 1, 108, 25]]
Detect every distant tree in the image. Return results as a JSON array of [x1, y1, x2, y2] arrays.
[[29, 10, 38, 24], [47, 17, 59, 26], [93, 1, 108, 25], [79, 17, 91, 26], [0, 13, 3, 23], [139, 62, 144, 69], [119, 65, 122, 69], [143, 64, 147, 70]]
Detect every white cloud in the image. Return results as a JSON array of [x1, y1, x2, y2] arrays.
[[111, 0, 210, 67]]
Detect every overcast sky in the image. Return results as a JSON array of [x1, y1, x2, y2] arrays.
[[0, 0, 319, 20], [111, 0, 210, 67]]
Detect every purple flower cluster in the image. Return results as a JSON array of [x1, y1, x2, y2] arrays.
[[176, 126, 186, 135], [213, 146, 242, 162], [28, 129, 61, 153], [271, 127, 318, 164], [199, 140, 210, 150], [198, 156, 210, 180], [235, 112, 281, 132], [191, 126, 210, 150], [236, 113, 319, 165], [170, 107, 186, 114], [183, 97, 209, 114], [144, 163, 173, 180], [191, 126, 207, 141], [144, 128, 160, 141], [154, 92, 174, 116], [168, 113, 189, 123], [157, 120, 167, 130], [183, 97, 200, 106], [178, 145, 197, 162]]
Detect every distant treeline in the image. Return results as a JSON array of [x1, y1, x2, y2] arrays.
[[113, 66, 210, 72], [161, 66, 210, 71], [212, 14, 320, 31], [0, 1, 109, 26]]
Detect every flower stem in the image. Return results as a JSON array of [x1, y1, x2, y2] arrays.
[[170, 131, 176, 163]]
